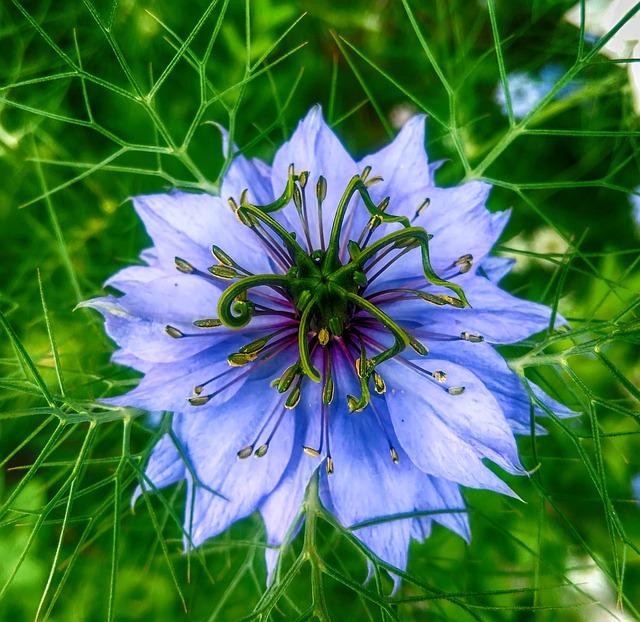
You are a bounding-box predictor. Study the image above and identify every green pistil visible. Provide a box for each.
[213,166,469,411]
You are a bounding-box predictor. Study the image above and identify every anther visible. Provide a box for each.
[298,171,309,188]
[347,394,365,413]
[188,395,211,406]
[228,197,239,211]
[174,257,195,274]
[211,245,236,266]
[413,197,430,221]
[460,331,484,343]
[165,325,184,339]
[326,456,334,475]
[323,366,334,405]
[328,316,344,337]
[377,197,390,213]
[316,176,327,202]
[409,336,429,356]
[239,189,248,206]
[228,352,259,367]
[285,382,302,409]
[448,386,466,396]
[277,363,299,393]
[293,184,303,212]
[373,371,386,394]
[303,446,321,458]
[455,254,473,266]
[193,385,204,395]
[237,446,253,459]
[390,447,399,464]
[360,165,372,182]
[318,328,330,346]
[365,176,383,188]
[254,444,269,458]
[208,265,242,279]
[193,318,223,328]
[239,335,271,355]
[433,371,447,383]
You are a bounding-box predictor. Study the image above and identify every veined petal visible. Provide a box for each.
[381,358,523,492]
[270,105,361,251]
[382,274,562,344]
[180,377,296,547]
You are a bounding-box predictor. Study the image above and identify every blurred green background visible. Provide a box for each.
[1,0,639,620]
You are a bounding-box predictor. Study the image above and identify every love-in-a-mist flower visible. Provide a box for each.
[85,106,569,586]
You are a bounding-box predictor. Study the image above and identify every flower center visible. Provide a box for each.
[171,166,480,469]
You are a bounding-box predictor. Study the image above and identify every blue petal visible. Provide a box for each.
[381,358,523,493]
[133,433,186,506]
[422,340,575,435]
[103,338,256,413]
[132,191,273,275]
[270,105,361,253]
[383,275,562,344]
[217,125,274,207]
[479,256,515,283]
[179,377,297,547]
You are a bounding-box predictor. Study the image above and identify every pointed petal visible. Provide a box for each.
[270,105,360,251]
[133,433,186,505]
[383,275,562,344]
[381,358,523,492]
[179,377,296,547]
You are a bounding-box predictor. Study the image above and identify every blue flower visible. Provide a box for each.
[84,106,570,586]
[495,65,578,120]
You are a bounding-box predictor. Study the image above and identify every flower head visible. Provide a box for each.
[85,106,569,585]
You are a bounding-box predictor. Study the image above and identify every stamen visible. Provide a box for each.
[175,257,195,273]
[316,175,327,251]
[277,362,300,393]
[326,455,334,475]
[193,318,223,328]
[208,265,243,280]
[292,181,313,253]
[188,395,210,406]
[454,253,474,274]
[285,380,302,409]
[411,197,430,223]
[228,352,259,367]
[165,325,184,339]
[460,331,484,342]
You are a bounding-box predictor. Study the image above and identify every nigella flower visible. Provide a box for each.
[84,106,570,586]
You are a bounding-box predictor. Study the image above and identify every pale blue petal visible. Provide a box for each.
[383,275,562,344]
[270,105,361,252]
[479,256,515,283]
[133,433,186,505]
[180,378,296,547]
[381,358,523,493]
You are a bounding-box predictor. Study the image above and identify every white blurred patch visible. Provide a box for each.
[565,0,640,113]
[388,103,419,129]
[502,227,570,272]
[565,555,635,621]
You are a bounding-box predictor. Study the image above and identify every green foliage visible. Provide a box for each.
[1,0,639,619]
